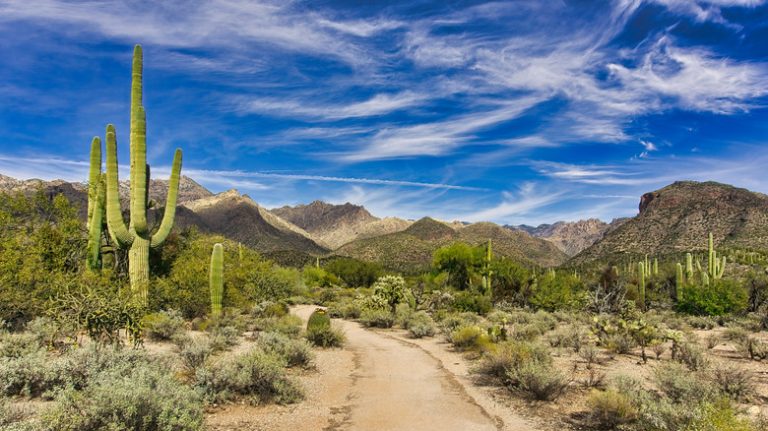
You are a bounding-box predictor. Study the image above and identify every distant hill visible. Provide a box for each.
[176,190,327,255]
[335,217,568,272]
[572,181,768,263]
[271,200,411,249]
[512,219,612,256]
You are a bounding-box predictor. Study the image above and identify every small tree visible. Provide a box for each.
[433,243,482,290]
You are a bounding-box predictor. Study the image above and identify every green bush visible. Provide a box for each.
[449,325,491,352]
[654,362,716,404]
[508,360,568,401]
[256,332,314,368]
[252,301,289,318]
[712,366,755,402]
[587,389,639,430]
[327,299,362,319]
[683,399,758,431]
[142,310,185,341]
[255,314,303,337]
[473,341,551,384]
[42,362,203,431]
[178,337,213,371]
[450,291,492,315]
[406,311,437,338]
[194,349,303,405]
[305,325,345,348]
[359,308,395,328]
[678,280,749,316]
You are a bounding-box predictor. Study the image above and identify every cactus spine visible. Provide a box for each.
[210,243,224,317]
[86,137,106,271]
[105,45,183,303]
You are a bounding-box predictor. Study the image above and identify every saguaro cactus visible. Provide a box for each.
[86,137,106,271]
[105,45,183,302]
[675,263,684,302]
[637,261,646,310]
[481,239,493,296]
[210,243,224,318]
[707,232,726,280]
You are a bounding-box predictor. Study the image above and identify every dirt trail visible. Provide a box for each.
[206,306,538,431]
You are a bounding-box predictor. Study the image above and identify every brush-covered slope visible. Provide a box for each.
[513,219,611,256]
[177,190,327,255]
[335,217,568,272]
[271,200,411,249]
[572,181,768,263]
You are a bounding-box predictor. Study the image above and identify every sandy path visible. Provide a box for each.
[206,306,538,431]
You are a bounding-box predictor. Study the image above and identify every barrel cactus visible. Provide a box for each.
[307,309,331,332]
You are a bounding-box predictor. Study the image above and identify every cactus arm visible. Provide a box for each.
[130,105,149,236]
[210,243,224,317]
[150,148,182,248]
[104,124,134,247]
[676,263,684,301]
[86,174,105,271]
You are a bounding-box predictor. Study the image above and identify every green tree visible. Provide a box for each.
[432,242,483,290]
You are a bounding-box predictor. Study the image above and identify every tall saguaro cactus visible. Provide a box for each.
[86,137,105,271]
[481,239,493,297]
[210,243,224,318]
[707,232,726,280]
[105,45,183,303]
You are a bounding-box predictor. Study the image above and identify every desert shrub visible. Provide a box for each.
[407,311,437,338]
[208,324,240,352]
[473,341,551,384]
[305,325,345,348]
[736,336,768,360]
[179,338,213,371]
[252,301,289,318]
[439,312,483,334]
[509,321,550,342]
[678,280,749,316]
[324,257,382,288]
[654,362,717,404]
[579,344,601,369]
[723,326,749,343]
[705,334,719,349]
[675,342,709,371]
[26,317,63,349]
[394,303,415,328]
[587,389,639,430]
[43,362,203,431]
[0,398,34,429]
[0,348,50,397]
[450,291,492,315]
[256,332,314,368]
[359,308,395,328]
[508,361,568,401]
[686,315,717,330]
[604,332,636,354]
[683,399,758,431]
[450,325,491,352]
[712,366,755,402]
[143,310,185,342]
[327,299,362,319]
[254,314,303,337]
[0,332,41,358]
[194,349,303,405]
[529,272,586,311]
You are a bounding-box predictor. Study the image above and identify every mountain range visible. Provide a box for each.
[2,173,767,269]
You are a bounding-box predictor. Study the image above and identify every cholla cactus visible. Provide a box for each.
[210,243,224,317]
[104,45,183,303]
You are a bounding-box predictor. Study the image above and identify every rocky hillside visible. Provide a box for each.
[513,219,611,256]
[176,190,327,254]
[335,217,568,272]
[271,200,411,249]
[572,181,768,263]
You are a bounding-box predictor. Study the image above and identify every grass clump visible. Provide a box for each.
[508,361,569,401]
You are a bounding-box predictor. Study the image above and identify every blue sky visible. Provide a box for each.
[1,0,767,225]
